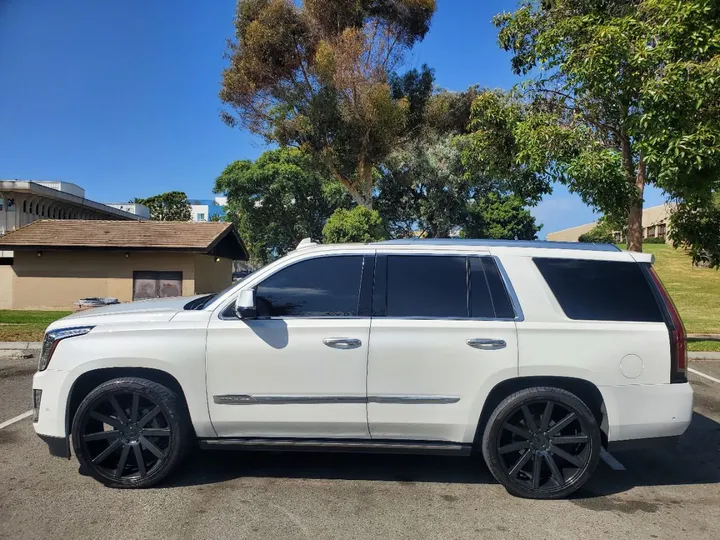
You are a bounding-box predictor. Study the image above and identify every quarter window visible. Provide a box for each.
[534,258,663,322]
[255,256,364,317]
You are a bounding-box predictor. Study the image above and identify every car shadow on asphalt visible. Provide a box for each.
[162,412,719,498]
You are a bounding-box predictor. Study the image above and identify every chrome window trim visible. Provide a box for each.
[213,394,460,405]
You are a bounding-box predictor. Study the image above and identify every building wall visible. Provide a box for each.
[9,251,198,310]
[194,254,232,294]
[545,222,597,242]
[546,204,676,243]
[0,265,13,309]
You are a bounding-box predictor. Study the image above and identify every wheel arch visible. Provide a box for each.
[473,376,607,448]
[66,367,195,438]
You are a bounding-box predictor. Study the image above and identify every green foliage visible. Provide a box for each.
[643,236,666,244]
[221,0,437,207]
[484,0,720,256]
[578,217,617,244]
[377,134,470,238]
[214,148,351,264]
[133,191,191,221]
[322,206,387,243]
[670,192,720,267]
[462,193,541,240]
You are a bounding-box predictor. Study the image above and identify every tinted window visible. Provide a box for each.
[469,258,494,318]
[481,258,515,319]
[534,258,663,322]
[386,256,468,318]
[256,256,363,317]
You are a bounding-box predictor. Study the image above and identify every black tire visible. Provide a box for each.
[71,377,192,488]
[481,387,601,499]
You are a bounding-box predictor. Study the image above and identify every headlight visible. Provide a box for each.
[38,326,94,371]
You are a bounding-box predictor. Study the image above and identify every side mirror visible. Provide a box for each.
[234,289,256,319]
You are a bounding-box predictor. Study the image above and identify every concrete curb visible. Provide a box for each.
[0,342,42,350]
[689,351,720,361]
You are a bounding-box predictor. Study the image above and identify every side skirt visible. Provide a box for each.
[198,438,472,456]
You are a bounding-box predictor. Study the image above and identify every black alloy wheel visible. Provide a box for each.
[482,387,601,499]
[72,378,190,488]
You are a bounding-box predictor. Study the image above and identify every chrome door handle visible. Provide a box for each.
[323,338,362,350]
[466,338,507,350]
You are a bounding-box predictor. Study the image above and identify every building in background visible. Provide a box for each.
[0,220,247,310]
[190,196,227,222]
[546,203,676,244]
[0,180,147,236]
[105,202,151,219]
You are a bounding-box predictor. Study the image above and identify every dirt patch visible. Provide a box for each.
[0,366,37,380]
[571,496,660,514]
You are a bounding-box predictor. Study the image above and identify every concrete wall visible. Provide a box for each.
[0,265,13,309]
[194,254,232,294]
[9,251,197,310]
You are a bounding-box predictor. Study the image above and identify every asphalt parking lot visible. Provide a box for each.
[1,353,719,540]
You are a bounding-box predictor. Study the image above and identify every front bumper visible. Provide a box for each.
[600,382,694,443]
[32,368,72,458]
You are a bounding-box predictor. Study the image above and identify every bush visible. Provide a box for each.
[643,236,666,244]
[322,207,387,243]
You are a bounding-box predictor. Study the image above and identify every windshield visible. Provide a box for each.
[183,271,256,310]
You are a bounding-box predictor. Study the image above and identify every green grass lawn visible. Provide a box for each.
[0,310,71,342]
[617,243,720,335]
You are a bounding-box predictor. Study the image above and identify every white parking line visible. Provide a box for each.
[600,448,626,471]
[0,410,33,430]
[689,367,720,385]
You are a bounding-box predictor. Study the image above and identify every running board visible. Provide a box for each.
[199,438,472,456]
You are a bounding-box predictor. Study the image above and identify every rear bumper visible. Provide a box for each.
[600,382,693,443]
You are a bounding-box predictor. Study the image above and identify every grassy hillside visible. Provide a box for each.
[618,244,720,351]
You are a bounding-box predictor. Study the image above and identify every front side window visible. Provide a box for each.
[255,256,364,317]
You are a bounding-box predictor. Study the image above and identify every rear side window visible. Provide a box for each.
[386,256,467,317]
[255,256,363,317]
[534,258,663,322]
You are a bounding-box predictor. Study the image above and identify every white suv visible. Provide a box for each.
[32,239,693,498]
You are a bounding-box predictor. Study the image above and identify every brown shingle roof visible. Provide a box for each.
[0,220,247,259]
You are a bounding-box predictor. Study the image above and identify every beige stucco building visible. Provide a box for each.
[0,220,247,310]
[546,203,676,243]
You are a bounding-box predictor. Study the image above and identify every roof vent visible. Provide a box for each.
[296,238,317,250]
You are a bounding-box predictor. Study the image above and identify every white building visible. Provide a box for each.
[190,197,227,222]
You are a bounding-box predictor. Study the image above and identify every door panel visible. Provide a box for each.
[205,253,374,439]
[206,318,370,438]
[366,253,519,443]
[367,319,518,442]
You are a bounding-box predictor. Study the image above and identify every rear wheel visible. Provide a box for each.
[71,377,191,488]
[481,387,601,499]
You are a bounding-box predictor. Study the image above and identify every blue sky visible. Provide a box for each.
[0,0,665,236]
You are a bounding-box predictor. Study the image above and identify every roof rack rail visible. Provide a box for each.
[372,238,621,252]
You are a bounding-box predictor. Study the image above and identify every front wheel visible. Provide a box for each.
[481,387,601,499]
[71,377,191,488]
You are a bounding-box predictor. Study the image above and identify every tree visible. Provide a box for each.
[377,134,470,238]
[578,217,617,244]
[463,193,541,240]
[220,0,437,208]
[133,191,191,221]
[215,148,351,264]
[485,0,720,254]
[322,206,387,243]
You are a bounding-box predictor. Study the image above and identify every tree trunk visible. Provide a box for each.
[327,163,373,209]
[621,137,644,252]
